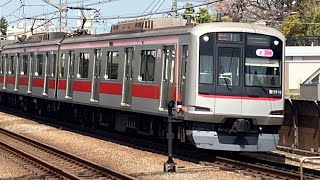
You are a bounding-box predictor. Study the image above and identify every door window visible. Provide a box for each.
[217,47,240,86]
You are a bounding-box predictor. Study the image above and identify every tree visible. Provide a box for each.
[280,14,304,37]
[0,17,8,35]
[195,8,214,23]
[182,3,195,22]
[213,0,298,27]
[307,7,320,36]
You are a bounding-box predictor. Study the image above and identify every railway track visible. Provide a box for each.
[0,127,136,180]
[1,107,320,180]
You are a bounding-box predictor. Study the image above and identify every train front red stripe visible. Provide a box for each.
[199,94,281,101]
[0,76,3,83]
[100,82,122,95]
[73,80,91,92]
[132,84,160,99]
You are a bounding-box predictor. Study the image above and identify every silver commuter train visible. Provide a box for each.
[0,18,285,152]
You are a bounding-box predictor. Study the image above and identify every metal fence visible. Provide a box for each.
[286,36,320,46]
[279,98,320,152]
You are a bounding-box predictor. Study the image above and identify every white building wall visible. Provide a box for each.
[285,46,320,91]
[286,61,320,90]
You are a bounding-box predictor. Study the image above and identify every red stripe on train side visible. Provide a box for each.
[19,76,28,86]
[7,76,15,84]
[199,94,282,101]
[49,79,55,89]
[32,78,44,87]
[100,82,122,95]
[73,80,91,92]
[58,79,66,90]
[0,76,3,83]
[132,84,160,99]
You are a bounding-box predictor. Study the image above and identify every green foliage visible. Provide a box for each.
[0,17,8,35]
[280,14,304,37]
[182,3,195,22]
[307,8,320,36]
[195,8,214,23]
[221,16,232,22]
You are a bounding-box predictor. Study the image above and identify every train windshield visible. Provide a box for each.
[245,34,282,87]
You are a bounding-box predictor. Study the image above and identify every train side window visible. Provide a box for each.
[0,55,3,74]
[16,54,21,74]
[21,55,28,76]
[94,49,101,78]
[60,53,65,78]
[35,54,43,76]
[78,52,89,79]
[106,51,119,80]
[139,50,155,82]
[50,53,56,77]
[9,55,14,75]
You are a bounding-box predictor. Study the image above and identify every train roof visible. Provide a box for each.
[2,22,285,50]
[190,22,285,41]
[2,25,193,50]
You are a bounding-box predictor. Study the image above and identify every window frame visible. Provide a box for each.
[139,49,156,82]
[78,52,90,79]
[105,51,119,80]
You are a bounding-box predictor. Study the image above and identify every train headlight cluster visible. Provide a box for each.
[274,40,279,46]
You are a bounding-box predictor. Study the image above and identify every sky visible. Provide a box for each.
[0,0,205,33]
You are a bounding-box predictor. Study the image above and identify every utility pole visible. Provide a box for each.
[171,0,178,18]
[42,0,67,32]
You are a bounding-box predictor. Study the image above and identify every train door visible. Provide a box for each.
[65,50,75,99]
[90,49,101,102]
[160,45,175,110]
[214,44,242,115]
[121,47,134,106]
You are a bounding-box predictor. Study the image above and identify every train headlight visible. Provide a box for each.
[274,40,279,46]
[203,35,209,42]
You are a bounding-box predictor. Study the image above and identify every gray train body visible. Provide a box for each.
[0,22,285,151]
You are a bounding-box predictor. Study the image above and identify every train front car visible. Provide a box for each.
[184,23,285,152]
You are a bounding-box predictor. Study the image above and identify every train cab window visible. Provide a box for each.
[245,34,282,87]
[35,54,43,76]
[78,52,89,79]
[60,53,65,78]
[106,51,119,80]
[140,50,156,82]
[199,34,214,84]
[21,55,28,76]
[217,47,240,86]
[8,55,15,75]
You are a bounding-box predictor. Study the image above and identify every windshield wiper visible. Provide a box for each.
[220,66,231,90]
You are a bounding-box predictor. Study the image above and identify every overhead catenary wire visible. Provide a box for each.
[84,0,119,7]
[140,0,157,15]
[67,0,224,20]
[147,0,166,18]
[0,0,13,7]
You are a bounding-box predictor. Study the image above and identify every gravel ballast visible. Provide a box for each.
[0,112,255,179]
